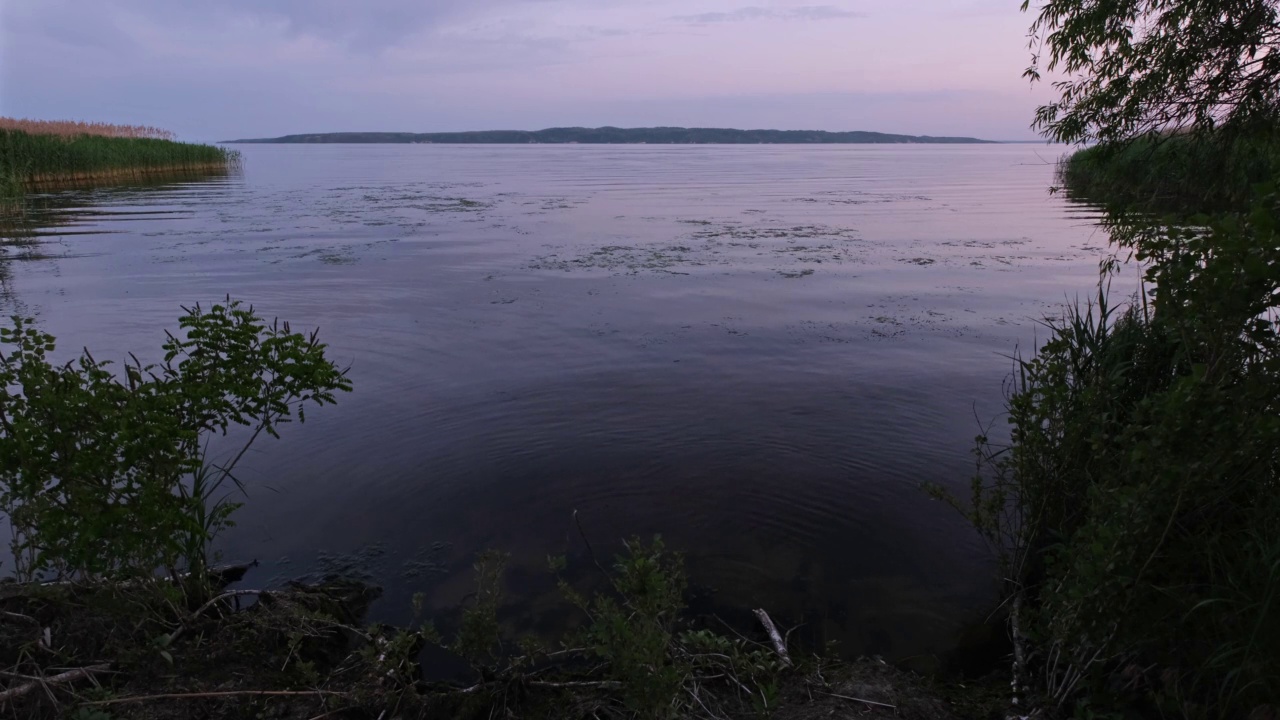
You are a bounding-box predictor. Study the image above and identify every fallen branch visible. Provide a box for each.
[752,609,793,667]
[83,689,346,706]
[0,664,111,705]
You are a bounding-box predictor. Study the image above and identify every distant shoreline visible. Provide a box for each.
[224,126,996,145]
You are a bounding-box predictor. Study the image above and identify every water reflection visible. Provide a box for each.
[1,145,1106,666]
[0,170,240,311]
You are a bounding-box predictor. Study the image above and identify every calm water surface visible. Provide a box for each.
[3,144,1107,665]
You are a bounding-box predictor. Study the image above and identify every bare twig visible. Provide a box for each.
[306,708,354,720]
[83,689,345,706]
[192,589,269,618]
[166,589,270,644]
[817,690,897,709]
[686,683,726,720]
[455,679,622,695]
[751,609,793,667]
[572,509,609,578]
[710,615,773,655]
[1,611,38,625]
[0,664,111,705]
[531,680,621,689]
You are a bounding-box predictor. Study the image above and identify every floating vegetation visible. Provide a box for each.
[788,190,934,206]
[285,246,359,265]
[520,196,588,212]
[530,244,701,274]
[362,192,490,213]
[939,238,1030,249]
[527,221,863,277]
[687,222,859,243]
[318,251,357,265]
[777,268,815,279]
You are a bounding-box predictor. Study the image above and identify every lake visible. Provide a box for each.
[2,144,1106,668]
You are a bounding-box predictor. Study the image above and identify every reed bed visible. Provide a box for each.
[1,127,238,195]
[0,117,175,140]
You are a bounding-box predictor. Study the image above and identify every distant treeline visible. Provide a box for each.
[226,126,994,145]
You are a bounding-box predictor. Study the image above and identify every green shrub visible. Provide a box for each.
[562,538,690,718]
[426,538,789,719]
[1059,131,1280,215]
[0,299,351,586]
[951,196,1280,718]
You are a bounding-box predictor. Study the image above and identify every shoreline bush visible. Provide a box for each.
[1059,131,1280,215]
[0,299,351,589]
[953,131,1280,720]
[936,1,1280,716]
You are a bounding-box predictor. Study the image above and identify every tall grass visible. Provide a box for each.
[0,117,176,140]
[1,128,237,192]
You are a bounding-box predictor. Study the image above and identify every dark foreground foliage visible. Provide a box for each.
[958,2,1280,716]
[0,541,997,720]
[942,192,1280,718]
[0,305,1003,719]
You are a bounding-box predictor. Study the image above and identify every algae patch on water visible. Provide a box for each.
[529,244,702,274]
[528,221,864,277]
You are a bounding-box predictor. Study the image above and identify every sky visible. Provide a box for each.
[0,0,1060,142]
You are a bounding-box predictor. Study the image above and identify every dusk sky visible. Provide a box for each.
[0,0,1059,142]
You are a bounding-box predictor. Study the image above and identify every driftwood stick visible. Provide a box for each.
[752,609,793,667]
[0,664,111,705]
[83,689,345,706]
